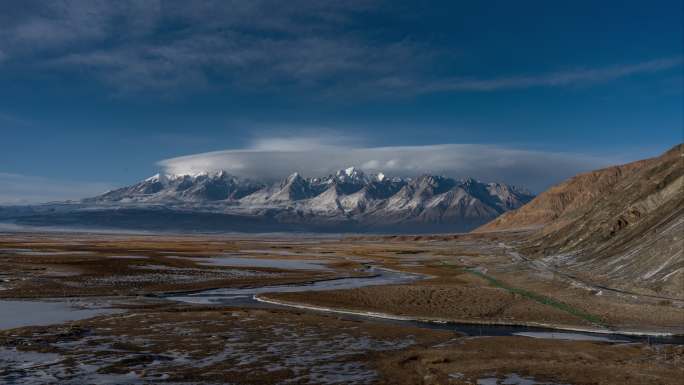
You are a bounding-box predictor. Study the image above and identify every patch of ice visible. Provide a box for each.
[0,249,91,256]
[169,255,331,271]
[513,332,628,342]
[171,267,421,305]
[0,300,120,330]
[478,373,565,385]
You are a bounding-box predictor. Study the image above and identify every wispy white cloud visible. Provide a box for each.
[1,1,406,94]
[378,57,684,93]
[1,1,678,96]
[158,135,618,192]
[249,133,362,151]
[0,173,114,205]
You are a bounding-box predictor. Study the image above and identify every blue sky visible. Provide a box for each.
[0,0,682,203]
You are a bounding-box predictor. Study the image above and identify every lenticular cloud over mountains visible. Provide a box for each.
[158,141,614,192]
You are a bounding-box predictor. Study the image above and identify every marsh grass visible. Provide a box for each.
[439,261,605,327]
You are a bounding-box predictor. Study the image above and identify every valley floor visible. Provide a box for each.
[0,231,682,384]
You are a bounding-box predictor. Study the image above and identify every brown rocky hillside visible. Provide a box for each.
[477,144,684,297]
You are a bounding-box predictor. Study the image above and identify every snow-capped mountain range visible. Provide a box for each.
[59,167,534,233]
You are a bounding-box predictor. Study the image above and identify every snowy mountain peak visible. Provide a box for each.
[279,172,306,190]
[285,172,302,182]
[460,177,478,184]
[334,166,367,183]
[197,170,230,179]
[165,170,228,180]
[145,173,162,182]
[145,173,173,184]
[377,172,386,182]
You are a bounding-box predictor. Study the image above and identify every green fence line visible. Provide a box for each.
[466,268,605,326]
[439,262,604,326]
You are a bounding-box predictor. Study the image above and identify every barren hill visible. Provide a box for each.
[477,144,684,297]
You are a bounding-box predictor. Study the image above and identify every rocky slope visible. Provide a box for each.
[478,144,684,297]
[6,168,533,233]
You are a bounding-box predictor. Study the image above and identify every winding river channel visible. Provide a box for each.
[1,266,681,344]
[162,267,684,345]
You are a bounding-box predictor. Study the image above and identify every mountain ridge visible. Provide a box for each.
[4,167,534,233]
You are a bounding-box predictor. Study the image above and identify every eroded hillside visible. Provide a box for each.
[478,144,684,297]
